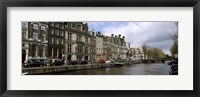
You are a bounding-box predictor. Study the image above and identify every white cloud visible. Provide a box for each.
[102,22,178,55]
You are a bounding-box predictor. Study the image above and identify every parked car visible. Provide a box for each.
[67,61,78,65]
[40,58,47,66]
[80,60,88,64]
[23,57,47,67]
[98,59,105,63]
[24,59,40,67]
[51,59,64,66]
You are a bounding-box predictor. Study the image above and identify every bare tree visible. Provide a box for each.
[142,44,148,60]
[169,22,178,57]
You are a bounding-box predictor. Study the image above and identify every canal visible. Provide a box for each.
[47,63,171,75]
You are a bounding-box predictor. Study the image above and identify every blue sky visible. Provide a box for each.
[87,22,128,33]
[86,22,178,55]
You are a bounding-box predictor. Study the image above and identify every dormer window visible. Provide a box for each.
[77,25,82,31]
[72,23,76,28]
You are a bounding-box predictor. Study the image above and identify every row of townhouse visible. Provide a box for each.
[22,22,128,64]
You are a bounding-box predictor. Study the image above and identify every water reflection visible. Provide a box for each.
[48,63,171,75]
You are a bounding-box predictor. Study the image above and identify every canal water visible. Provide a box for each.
[48,63,171,75]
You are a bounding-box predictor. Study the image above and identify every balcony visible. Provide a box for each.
[76,40,84,44]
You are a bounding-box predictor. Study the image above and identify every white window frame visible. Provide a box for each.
[51,29,54,35]
[41,26,46,31]
[41,34,45,41]
[55,23,59,28]
[22,30,27,39]
[56,29,59,36]
[68,33,72,41]
[22,22,28,28]
[51,37,54,44]
[57,38,59,45]
[33,32,38,40]
[33,23,38,30]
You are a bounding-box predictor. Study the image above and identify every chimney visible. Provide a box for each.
[118,34,121,38]
[115,35,117,38]
[111,34,114,37]
[122,36,125,39]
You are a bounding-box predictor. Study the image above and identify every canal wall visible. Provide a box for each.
[22,61,163,75]
[22,64,114,75]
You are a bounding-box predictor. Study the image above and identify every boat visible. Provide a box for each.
[102,63,111,68]
[114,61,124,66]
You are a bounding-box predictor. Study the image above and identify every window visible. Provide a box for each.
[65,22,68,27]
[67,44,72,53]
[33,32,38,40]
[50,28,54,35]
[68,33,72,41]
[60,31,64,37]
[55,38,57,45]
[55,23,59,28]
[77,25,81,30]
[49,37,52,44]
[50,22,54,27]
[72,23,76,28]
[85,37,88,44]
[40,45,44,57]
[22,22,28,28]
[51,37,54,44]
[78,45,83,53]
[55,29,59,36]
[33,23,38,30]
[75,46,77,52]
[85,47,88,53]
[40,33,45,41]
[60,39,63,45]
[60,24,64,29]
[22,30,26,39]
[57,38,59,45]
[41,26,46,31]
[33,44,37,57]
[77,35,82,42]
[55,38,59,45]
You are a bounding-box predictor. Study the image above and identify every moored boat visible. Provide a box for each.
[114,61,124,66]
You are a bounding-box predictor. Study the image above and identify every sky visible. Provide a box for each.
[86,22,178,55]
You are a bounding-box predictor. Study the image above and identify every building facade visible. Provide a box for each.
[22,22,49,64]
[64,22,91,61]
[129,46,147,61]
[102,36,112,60]
[22,22,129,64]
[89,29,96,62]
[95,32,104,61]
[106,34,127,60]
[48,22,65,59]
